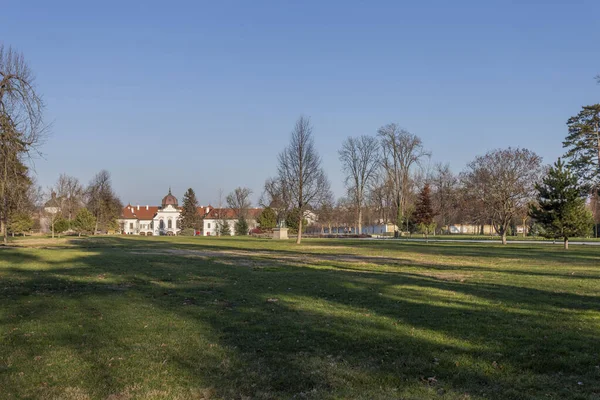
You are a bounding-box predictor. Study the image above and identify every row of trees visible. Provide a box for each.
[44,170,122,237]
[262,105,598,246]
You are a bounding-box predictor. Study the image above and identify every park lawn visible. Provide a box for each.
[0,237,599,400]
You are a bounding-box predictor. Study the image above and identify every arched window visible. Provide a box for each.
[168,219,172,229]
[159,220,164,230]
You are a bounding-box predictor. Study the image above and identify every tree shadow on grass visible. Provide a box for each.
[1,239,599,399]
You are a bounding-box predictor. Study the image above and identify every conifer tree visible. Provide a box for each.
[529,159,594,250]
[73,208,97,237]
[180,188,200,230]
[563,104,600,194]
[53,217,70,238]
[414,183,437,239]
[218,219,231,236]
[258,207,277,231]
[235,217,249,235]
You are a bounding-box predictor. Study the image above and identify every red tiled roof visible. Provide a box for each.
[120,205,159,220]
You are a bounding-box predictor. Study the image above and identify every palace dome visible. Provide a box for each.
[162,188,178,207]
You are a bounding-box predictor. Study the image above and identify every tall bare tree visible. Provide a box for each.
[461,148,543,244]
[378,124,430,231]
[54,174,84,220]
[338,135,380,234]
[0,45,45,244]
[86,170,122,233]
[277,116,329,244]
[430,163,459,233]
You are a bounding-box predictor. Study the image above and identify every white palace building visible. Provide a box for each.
[118,189,260,236]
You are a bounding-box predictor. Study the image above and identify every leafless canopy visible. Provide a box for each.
[460,147,542,244]
[377,123,430,227]
[54,174,84,220]
[338,135,380,233]
[86,170,122,233]
[277,116,329,243]
[0,44,45,243]
[430,163,460,229]
[226,187,253,219]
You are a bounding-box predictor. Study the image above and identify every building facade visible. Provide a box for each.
[118,189,261,236]
[119,189,191,236]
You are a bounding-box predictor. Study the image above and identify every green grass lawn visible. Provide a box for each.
[1,236,599,399]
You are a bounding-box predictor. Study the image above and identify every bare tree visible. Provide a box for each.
[226,187,253,219]
[430,163,459,233]
[314,183,335,234]
[277,116,329,244]
[339,135,380,234]
[369,172,396,225]
[0,45,45,244]
[86,170,122,234]
[461,148,543,244]
[377,124,430,231]
[55,174,84,220]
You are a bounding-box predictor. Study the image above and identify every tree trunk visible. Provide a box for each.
[564,237,569,250]
[358,208,362,236]
[1,220,6,245]
[296,216,302,244]
[501,233,507,245]
[51,221,55,239]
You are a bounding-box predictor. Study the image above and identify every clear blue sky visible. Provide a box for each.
[2,0,599,206]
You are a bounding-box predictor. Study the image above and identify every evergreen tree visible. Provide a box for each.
[235,217,249,235]
[73,208,97,237]
[257,207,277,231]
[53,218,70,238]
[529,159,594,250]
[180,188,200,230]
[563,104,600,193]
[413,183,437,238]
[285,208,307,234]
[7,212,33,237]
[218,219,231,236]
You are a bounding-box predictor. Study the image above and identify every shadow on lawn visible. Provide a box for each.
[1,239,599,399]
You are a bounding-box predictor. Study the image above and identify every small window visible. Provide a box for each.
[168,219,172,229]
[208,223,211,229]
[129,223,133,229]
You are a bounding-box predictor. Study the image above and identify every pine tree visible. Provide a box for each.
[563,104,600,194]
[285,208,307,234]
[7,212,33,237]
[235,217,249,235]
[179,188,200,230]
[413,183,437,238]
[73,208,97,237]
[218,219,231,236]
[53,218,70,237]
[529,159,594,250]
[257,207,277,231]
